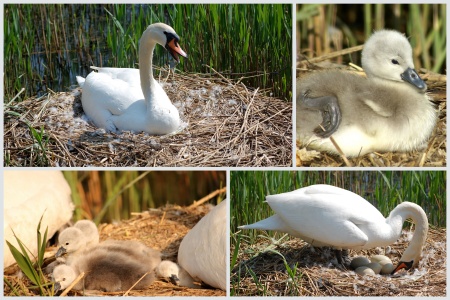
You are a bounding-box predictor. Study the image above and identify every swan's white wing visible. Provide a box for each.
[266,185,386,248]
[82,70,144,114]
[95,67,141,88]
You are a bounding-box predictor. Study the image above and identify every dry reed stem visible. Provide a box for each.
[60,272,85,296]
[4,69,292,167]
[188,187,227,208]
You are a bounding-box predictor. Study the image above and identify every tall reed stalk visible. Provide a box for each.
[4,4,291,101]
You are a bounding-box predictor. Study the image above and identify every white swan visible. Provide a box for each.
[76,22,187,134]
[156,260,200,288]
[297,30,437,156]
[239,185,428,273]
[178,200,227,290]
[4,171,74,269]
[52,247,156,292]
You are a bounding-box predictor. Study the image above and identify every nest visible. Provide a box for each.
[296,60,447,167]
[231,226,446,296]
[4,69,292,167]
[3,203,226,296]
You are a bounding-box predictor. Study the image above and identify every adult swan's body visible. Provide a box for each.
[239,184,428,273]
[76,23,187,134]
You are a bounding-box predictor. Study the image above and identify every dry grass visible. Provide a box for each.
[4,68,292,167]
[296,61,447,167]
[232,226,446,296]
[4,203,226,296]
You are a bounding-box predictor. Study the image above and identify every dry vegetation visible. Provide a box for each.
[232,226,446,296]
[4,69,292,167]
[4,203,226,297]
[296,61,447,167]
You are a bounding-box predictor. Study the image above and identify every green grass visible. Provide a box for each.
[4,4,291,101]
[231,171,446,246]
[5,215,54,296]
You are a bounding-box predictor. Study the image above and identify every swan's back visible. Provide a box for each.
[178,201,227,290]
[260,185,389,248]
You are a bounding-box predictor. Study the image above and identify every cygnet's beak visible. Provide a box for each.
[55,246,67,258]
[391,260,414,274]
[54,281,62,292]
[165,33,187,62]
[169,274,181,286]
[400,67,427,92]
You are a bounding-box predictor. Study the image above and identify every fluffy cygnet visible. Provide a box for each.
[74,220,99,249]
[156,260,200,288]
[55,227,88,261]
[46,221,99,274]
[53,247,156,292]
[99,240,162,270]
[297,29,437,157]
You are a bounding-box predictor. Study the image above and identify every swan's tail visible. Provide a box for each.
[76,76,85,88]
[238,214,287,232]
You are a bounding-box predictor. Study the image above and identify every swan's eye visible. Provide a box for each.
[65,242,69,246]
[391,59,399,65]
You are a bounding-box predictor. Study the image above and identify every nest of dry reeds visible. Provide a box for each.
[4,69,292,167]
[232,226,446,296]
[296,58,447,167]
[4,203,226,297]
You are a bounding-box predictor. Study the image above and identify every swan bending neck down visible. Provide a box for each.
[76,23,187,134]
[239,185,428,273]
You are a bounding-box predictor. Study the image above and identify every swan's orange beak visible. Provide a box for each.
[391,260,413,274]
[167,39,187,62]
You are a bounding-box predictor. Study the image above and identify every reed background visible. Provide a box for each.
[297,3,446,73]
[4,4,292,101]
[231,171,446,246]
[62,170,226,224]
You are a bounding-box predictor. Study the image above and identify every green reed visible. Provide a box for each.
[4,4,291,101]
[231,171,446,246]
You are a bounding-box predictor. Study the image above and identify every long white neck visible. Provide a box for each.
[139,29,157,105]
[386,202,428,268]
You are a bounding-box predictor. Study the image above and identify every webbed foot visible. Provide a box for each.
[299,90,341,138]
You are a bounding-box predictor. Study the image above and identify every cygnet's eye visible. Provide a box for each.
[65,242,69,246]
[391,59,399,65]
